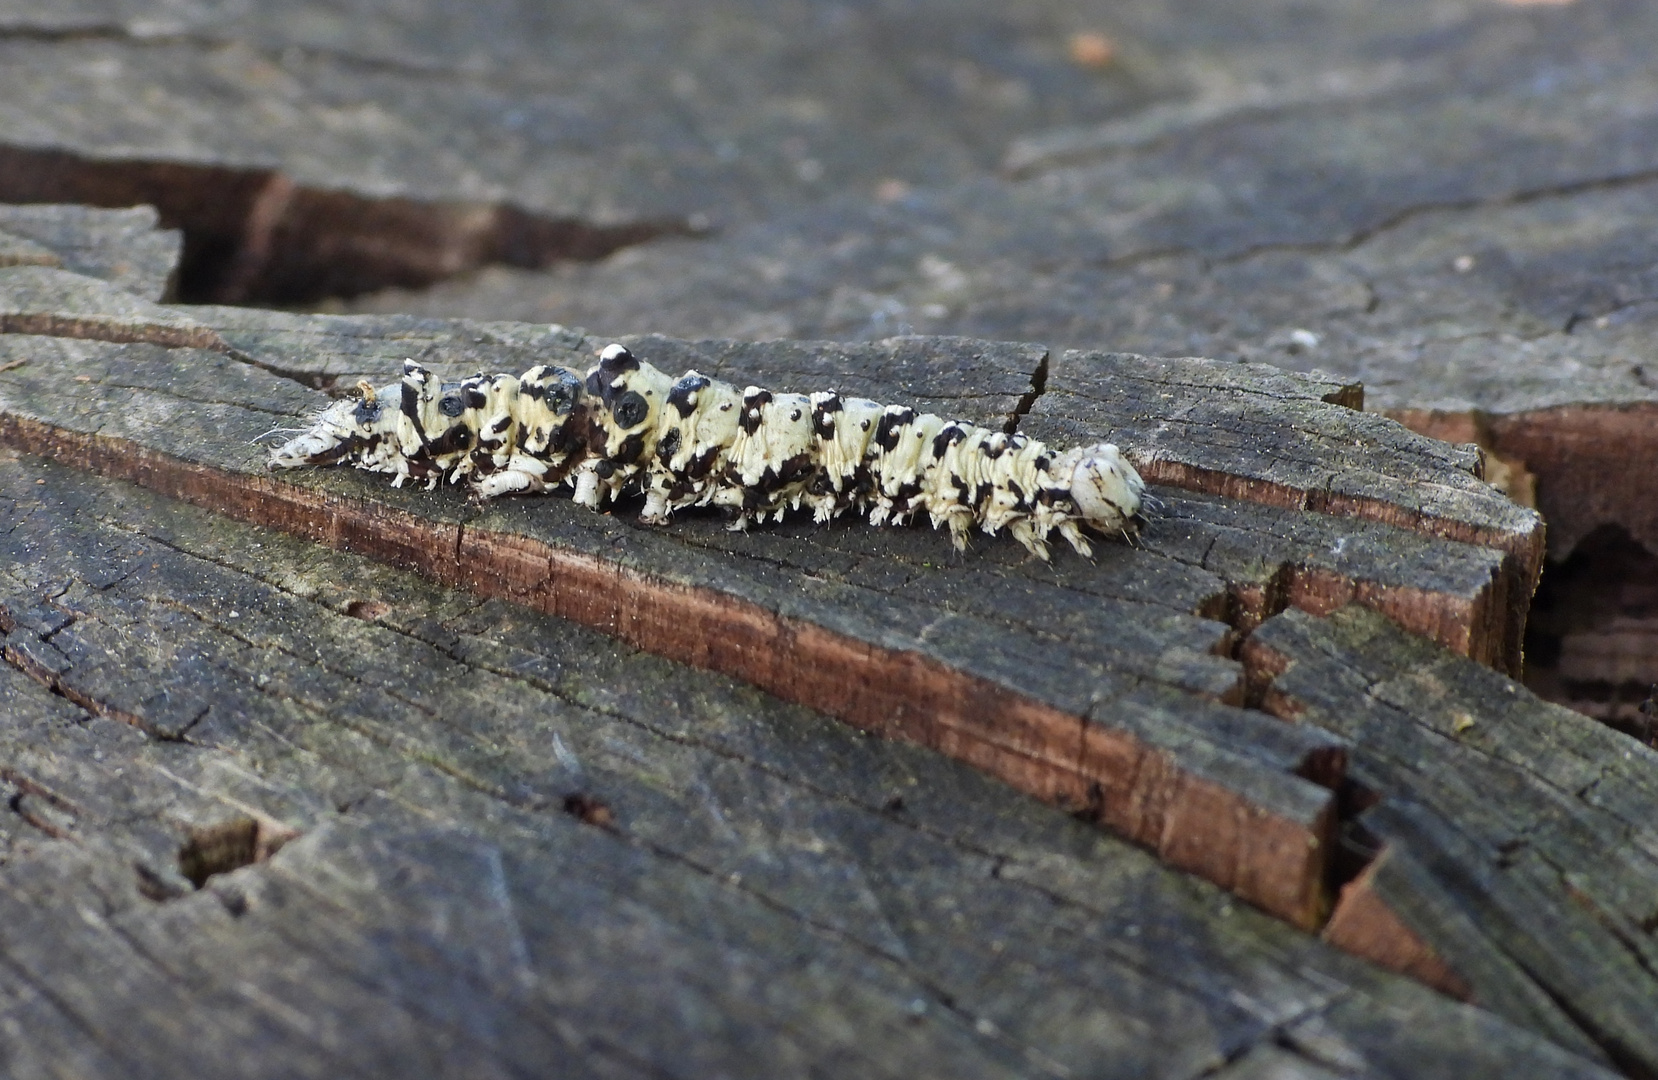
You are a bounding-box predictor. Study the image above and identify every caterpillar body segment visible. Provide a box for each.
[469,364,588,498]
[718,386,819,526]
[805,391,886,523]
[644,371,744,524]
[269,343,1146,559]
[574,343,678,511]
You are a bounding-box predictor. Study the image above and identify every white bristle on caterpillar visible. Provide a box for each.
[268,343,1145,560]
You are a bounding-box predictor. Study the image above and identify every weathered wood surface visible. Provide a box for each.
[0,213,1650,1076]
[1244,607,1658,1073]
[3,0,1652,717]
[0,455,1608,1080]
[15,284,1543,676]
[0,0,1170,302]
[1,0,1551,308]
[3,0,1658,1071]
[271,0,1658,722]
[0,203,180,302]
[0,254,1548,920]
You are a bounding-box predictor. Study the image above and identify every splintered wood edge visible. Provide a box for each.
[1037,351,1540,611]
[0,311,229,353]
[1228,564,1503,673]
[1132,457,1538,677]
[1130,457,1538,565]
[1393,401,1658,557]
[0,413,1335,930]
[1241,630,1478,998]
[1321,847,1474,1001]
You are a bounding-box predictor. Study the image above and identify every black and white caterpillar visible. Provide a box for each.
[268,344,1145,560]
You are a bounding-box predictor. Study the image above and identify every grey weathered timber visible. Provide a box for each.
[1,0,1656,1069]
[0,256,1539,924]
[0,453,1612,1080]
[345,0,1658,427]
[0,203,180,301]
[3,244,1652,1074]
[0,228,56,270]
[307,0,1658,723]
[0,264,224,348]
[1022,350,1539,674]
[25,282,1544,677]
[1244,606,1658,1077]
[4,0,1653,715]
[0,0,1166,301]
[0,309,1342,929]
[2,0,1620,316]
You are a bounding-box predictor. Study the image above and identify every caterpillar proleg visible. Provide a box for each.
[268,344,1146,560]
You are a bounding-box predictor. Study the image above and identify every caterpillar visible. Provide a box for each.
[267,344,1146,560]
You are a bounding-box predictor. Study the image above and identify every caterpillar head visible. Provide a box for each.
[268,375,403,471]
[1059,443,1146,537]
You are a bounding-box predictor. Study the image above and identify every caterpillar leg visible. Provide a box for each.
[572,468,604,509]
[639,486,674,525]
[1007,520,1051,562]
[1057,520,1094,560]
[472,467,548,500]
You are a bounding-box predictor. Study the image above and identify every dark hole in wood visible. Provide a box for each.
[1332,816,1384,893]
[1294,744,1348,792]
[561,793,614,829]
[134,864,185,903]
[1524,524,1658,738]
[344,598,393,621]
[1326,779,1386,898]
[177,817,295,889]
[1070,780,1105,825]
[0,144,681,305]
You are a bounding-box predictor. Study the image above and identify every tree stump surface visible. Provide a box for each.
[3,1,1658,1076]
[0,207,1645,1079]
[3,0,1653,718]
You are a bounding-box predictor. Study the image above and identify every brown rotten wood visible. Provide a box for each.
[1398,403,1658,727]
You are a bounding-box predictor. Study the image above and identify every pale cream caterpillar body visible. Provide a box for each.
[269,343,1146,561]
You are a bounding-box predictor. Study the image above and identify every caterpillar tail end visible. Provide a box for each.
[267,421,354,470]
[267,385,399,472]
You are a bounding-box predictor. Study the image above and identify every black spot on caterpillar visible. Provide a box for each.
[269,343,1146,560]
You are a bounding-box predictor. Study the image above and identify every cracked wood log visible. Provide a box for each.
[0,0,1183,303]
[0,214,1647,1076]
[6,0,1653,726]
[0,456,1610,1080]
[0,254,1541,930]
[0,0,1651,1070]
[288,0,1657,728]
[1242,606,1658,1076]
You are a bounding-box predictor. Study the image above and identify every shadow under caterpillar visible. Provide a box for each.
[269,343,1145,560]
